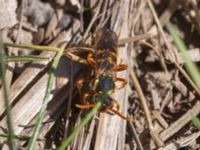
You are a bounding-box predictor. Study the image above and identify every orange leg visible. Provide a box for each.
[76,104,96,109]
[62,47,94,64]
[76,78,97,105]
[76,78,90,96]
[87,53,96,68]
[117,64,128,72]
[111,97,120,111]
[109,108,131,122]
[81,91,95,103]
[116,77,128,89]
[66,47,94,53]
[99,104,113,112]
[63,51,88,64]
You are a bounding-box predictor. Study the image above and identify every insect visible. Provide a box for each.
[4,28,130,121]
[75,28,130,121]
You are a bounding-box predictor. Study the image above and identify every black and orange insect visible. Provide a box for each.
[75,28,130,121]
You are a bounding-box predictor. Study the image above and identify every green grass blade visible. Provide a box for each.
[4,42,60,52]
[58,102,101,150]
[0,40,16,149]
[4,43,90,65]
[165,22,200,90]
[6,55,50,62]
[0,133,31,141]
[27,46,65,150]
[192,115,200,130]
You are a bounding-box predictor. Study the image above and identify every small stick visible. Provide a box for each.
[157,131,200,150]
[128,122,144,150]
[146,0,175,60]
[150,100,200,149]
[130,70,153,130]
[83,0,103,39]
[119,33,156,45]
[160,100,200,141]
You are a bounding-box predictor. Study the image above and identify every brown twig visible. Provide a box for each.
[150,101,200,149]
[119,33,155,45]
[130,70,153,130]
[147,0,200,96]
[128,122,144,150]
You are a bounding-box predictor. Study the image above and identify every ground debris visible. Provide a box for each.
[1,0,200,150]
[0,0,17,29]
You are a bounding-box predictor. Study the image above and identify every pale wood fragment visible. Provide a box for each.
[94,0,130,149]
[158,131,200,150]
[0,74,51,135]
[0,31,71,115]
[150,101,200,149]
[160,101,200,141]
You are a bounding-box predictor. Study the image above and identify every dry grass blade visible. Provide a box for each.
[128,122,144,150]
[119,33,155,45]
